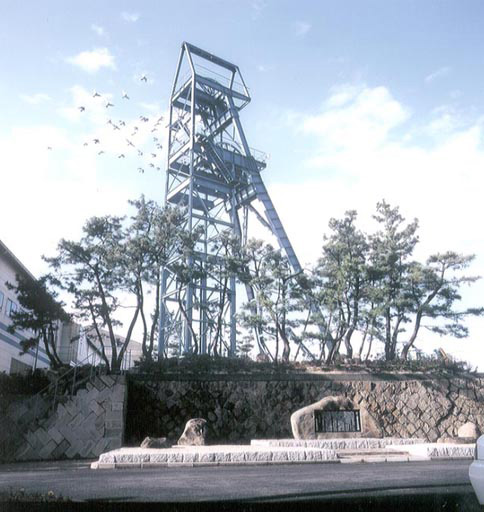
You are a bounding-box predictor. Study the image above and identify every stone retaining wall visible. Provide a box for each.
[0,374,127,462]
[126,374,484,444]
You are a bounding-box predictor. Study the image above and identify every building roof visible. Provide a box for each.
[0,239,36,281]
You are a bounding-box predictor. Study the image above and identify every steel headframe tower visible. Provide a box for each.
[159,42,301,358]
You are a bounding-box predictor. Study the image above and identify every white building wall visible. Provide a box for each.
[0,241,78,374]
[0,254,51,374]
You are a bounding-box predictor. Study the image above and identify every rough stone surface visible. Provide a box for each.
[1,375,127,462]
[252,438,425,450]
[291,396,382,440]
[140,436,169,449]
[437,436,475,444]
[458,421,479,439]
[390,442,475,459]
[178,418,208,446]
[91,445,339,468]
[126,375,484,444]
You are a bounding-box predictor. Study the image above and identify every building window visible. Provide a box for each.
[0,290,4,312]
[6,298,18,317]
[10,357,32,375]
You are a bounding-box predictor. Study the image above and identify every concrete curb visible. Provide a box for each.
[251,437,426,450]
[91,438,475,469]
[387,442,475,459]
[91,445,339,469]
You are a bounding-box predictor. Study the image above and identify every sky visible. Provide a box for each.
[2,0,484,367]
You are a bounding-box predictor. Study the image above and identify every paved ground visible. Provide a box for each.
[0,458,480,510]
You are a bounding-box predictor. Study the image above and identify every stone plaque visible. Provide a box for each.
[314,409,361,434]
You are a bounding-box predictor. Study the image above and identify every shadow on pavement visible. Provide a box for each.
[2,492,481,512]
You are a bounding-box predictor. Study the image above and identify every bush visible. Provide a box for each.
[0,370,50,395]
[130,351,475,377]
[132,354,308,375]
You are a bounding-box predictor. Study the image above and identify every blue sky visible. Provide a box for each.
[2,1,484,366]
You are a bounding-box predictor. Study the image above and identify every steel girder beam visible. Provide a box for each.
[158,42,302,359]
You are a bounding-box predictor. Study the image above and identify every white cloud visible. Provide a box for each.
[19,93,51,104]
[58,85,114,124]
[425,66,451,83]
[91,24,106,37]
[138,102,161,114]
[424,105,458,136]
[121,11,139,22]
[271,83,484,365]
[301,84,409,157]
[58,84,169,170]
[257,64,275,73]
[294,21,311,37]
[66,48,116,73]
[251,0,267,18]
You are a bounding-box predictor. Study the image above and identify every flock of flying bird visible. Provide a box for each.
[48,74,164,174]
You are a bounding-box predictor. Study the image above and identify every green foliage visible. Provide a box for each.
[304,201,483,363]
[132,353,307,375]
[45,214,130,371]
[5,274,70,369]
[308,210,368,363]
[2,487,71,503]
[0,370,50,395]
[238,239,306,363]
[127,197,186,360]
[45,197,188,371]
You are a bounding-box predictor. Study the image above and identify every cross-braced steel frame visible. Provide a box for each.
[158,42,301,357]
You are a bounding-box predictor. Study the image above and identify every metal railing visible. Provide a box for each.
[30,352,104,425]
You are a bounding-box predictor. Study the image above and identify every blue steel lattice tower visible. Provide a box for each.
[159,42,301,357]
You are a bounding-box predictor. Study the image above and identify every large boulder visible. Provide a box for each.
[458,422,479,440]
[177,418,208,446]
[140,436,169,449]
[291,396,382,440]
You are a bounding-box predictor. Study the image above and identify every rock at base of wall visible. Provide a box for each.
[177,418,208,446]
[291,396,382,440]
[140,437,169,448]
[458,422,479,440]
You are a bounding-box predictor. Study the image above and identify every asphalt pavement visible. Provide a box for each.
[0,458,480,511]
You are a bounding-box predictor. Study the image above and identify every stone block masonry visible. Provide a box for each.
[0,375,127,462]
[126,374,484,444]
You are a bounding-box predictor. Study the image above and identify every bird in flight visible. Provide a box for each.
[83,142,88,146]
[137,150,143,156]
[138,167,145,173]
[93,91,101,98]
[47,146,52,151]
[151,153,157,158]
[149,163,155,168]
[119,120,126,126]
[140,116,149,122]
[93,138,100,144]
[105,101,114,108]
[122,91,129,100]
[78,106,85,112]
[98,150,105,155]
[126,139,134,147]
[140,74,148,82]
[118,154,125,159]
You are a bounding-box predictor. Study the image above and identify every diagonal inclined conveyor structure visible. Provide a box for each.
[159,42,301,357]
